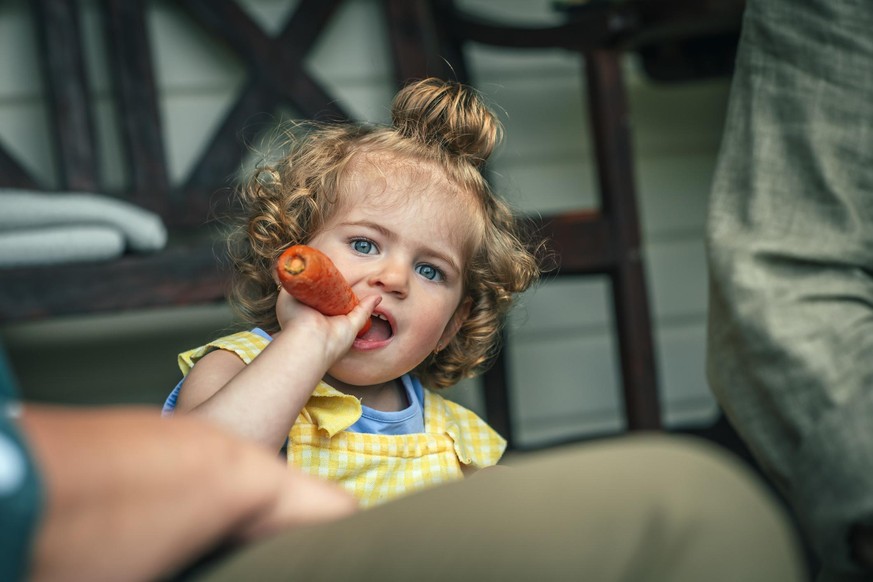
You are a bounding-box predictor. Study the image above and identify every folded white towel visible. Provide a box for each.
[0,190,167,268]
[0,226,124,268]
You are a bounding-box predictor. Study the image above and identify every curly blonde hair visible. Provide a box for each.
[227,78,541,389]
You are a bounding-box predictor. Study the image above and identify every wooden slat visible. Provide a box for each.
[280,0,345,57]
[451,0,742,53]
[449,9,620,52]
[274,2,350,119]
[611,256,662,429]
[180,0,278,69]
[481,332,513,446]
[0,246,229,322]
[276,70,349,122]
[180,78,275,196]
[428,0,469,80]
[585,51,661,430]
[586,52,639,242]
[31,0,99,192]
[179,0,349,198]
[384,0,454,84]
[179,0,346,115]
[102,0,170,213]
[528,211,615,275]
[0,148,38,189]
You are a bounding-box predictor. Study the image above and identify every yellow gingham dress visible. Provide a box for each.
[178,330,506,507]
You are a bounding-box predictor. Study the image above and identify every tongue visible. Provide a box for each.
[359,316,392,341]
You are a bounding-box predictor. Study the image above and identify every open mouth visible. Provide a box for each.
[358,312,393,342]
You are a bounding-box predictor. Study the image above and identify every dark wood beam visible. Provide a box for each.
[31,0,99,192]
[102,0,171,214]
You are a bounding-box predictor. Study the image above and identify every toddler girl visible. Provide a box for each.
[163,78,540,507]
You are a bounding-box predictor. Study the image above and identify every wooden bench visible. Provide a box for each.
[0,0,356,321]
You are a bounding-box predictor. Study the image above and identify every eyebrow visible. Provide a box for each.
[344,220,462,275]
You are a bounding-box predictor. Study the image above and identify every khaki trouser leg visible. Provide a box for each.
[194,434,806,582]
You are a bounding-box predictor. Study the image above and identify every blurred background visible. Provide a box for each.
[0,0,736,451]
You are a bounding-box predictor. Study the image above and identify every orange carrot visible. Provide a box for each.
[276,245,371,336]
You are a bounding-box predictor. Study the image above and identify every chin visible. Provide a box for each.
[328,365,396,388]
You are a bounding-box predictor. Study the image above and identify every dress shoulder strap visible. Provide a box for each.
[424,390,507,468]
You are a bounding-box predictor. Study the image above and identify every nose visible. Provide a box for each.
[367,258,408,298]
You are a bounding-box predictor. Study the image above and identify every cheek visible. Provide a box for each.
[417,296,460,337]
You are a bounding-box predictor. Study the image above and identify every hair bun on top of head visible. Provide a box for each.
[391,77,502,168]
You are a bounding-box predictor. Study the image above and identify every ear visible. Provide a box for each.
[438,296,472,349]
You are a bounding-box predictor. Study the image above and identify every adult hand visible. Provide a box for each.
[19,405,357,582]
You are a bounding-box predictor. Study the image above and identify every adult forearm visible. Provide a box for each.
[19,405,355,582]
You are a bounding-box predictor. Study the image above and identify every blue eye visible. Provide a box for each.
[416,264,444,282]
[351,239,375,254]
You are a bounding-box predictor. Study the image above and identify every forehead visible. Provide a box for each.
[334,154,484,255]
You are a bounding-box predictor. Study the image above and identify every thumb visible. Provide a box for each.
[350,295,381,336]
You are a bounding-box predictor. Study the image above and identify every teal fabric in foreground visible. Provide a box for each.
[0,341,42,582]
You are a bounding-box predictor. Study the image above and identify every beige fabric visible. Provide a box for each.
[190,435,806,582]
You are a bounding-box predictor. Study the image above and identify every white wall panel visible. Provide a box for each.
[490,148,717,233]
[475,76,592,164]
[148,2,246,92]
[629,79,729,155]
[0,1,40,99]
[507,330,624,445]
[0,102,55,188]
[160,92,249,185]
[636,152,716,237]
[311,82,396,126]
[646,238,708,320]
[307,0,394,85]
[489,156,597,213]
[510,277,612,333]
[655,322,718,427]
[236,0,301,37]
[458,0,566,26]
